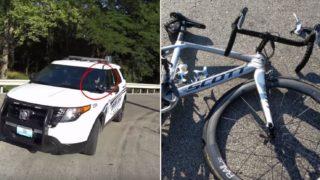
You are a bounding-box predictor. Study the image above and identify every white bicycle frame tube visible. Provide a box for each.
[162,40,274,127]
[254,68,274,128]
[169,41,183,80]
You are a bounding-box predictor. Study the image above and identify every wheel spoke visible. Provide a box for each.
[207,80,320,179]
[212,84,320,179]
[240,96,266,132]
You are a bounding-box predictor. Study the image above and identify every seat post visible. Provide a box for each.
[177,22,186,41]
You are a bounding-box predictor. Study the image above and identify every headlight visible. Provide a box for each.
[51,105,91,127]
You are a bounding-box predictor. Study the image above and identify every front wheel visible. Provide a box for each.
[204,77,320,179]
[113,102,125,122]
[81,119,101,155]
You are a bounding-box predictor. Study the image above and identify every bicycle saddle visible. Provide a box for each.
[169,12,206,29]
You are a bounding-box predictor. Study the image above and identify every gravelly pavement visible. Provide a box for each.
[161,1,320,179]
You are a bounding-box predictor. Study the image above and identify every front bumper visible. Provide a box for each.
[0,121,86,154]
[0,97,87,154]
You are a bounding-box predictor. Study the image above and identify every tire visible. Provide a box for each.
[113,102,125,122]
[203,77,320,180]
[81,119,101,155]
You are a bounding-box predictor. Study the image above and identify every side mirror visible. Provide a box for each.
[106,85,119,93]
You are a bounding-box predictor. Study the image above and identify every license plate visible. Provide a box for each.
[17,125,33,138]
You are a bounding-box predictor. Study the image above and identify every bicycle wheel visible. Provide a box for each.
[204,77,320,180]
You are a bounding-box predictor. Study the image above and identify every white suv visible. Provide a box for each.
[0,56,126,155]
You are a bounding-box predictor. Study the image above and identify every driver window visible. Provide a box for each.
[105,70,115,87]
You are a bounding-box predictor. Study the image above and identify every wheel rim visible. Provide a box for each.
[214,86,320,179]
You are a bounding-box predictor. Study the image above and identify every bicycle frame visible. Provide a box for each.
[162,35,274,128]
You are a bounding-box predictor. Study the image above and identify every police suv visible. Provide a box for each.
[0,56,126,155]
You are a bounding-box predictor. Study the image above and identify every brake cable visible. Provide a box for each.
[263,40,275,60]
[260,32,281,60]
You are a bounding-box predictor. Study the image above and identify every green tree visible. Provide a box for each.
[1,0,159,83]
[77,0,159,82]
[0,0,81,78]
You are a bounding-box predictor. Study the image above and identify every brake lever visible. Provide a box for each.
[290,13,307,38]
[293,13,301,33]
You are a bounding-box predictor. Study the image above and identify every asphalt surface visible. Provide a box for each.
[161,1,320,180]
[0,94,160,180]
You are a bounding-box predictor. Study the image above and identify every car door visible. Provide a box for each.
[109,69,125,114]
[103,68,124,123]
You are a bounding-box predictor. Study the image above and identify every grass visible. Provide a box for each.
[4,71,29,92]
[7,71,29,80]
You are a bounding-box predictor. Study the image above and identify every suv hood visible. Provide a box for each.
[7,83,110,107]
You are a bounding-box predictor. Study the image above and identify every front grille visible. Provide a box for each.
[6,101,48,128]
[0,98,50,146]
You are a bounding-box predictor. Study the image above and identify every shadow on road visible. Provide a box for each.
[296,56,320,85]
[0,138,40,154]
[126,100,159,112]
[297,72,320,84]
[162,31,214,180]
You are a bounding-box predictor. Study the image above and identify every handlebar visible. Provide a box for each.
[237,7,248,29]
[224,7,248,56]
[224,23,238,56]
[295,34,315,73]
[224,7,317,73]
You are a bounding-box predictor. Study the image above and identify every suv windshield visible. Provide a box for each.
[31,64,115,93]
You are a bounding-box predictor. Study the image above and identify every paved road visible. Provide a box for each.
[161,1,320,179]
[0,94,160,180]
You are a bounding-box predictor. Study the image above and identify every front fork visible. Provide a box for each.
[254,68,274,130]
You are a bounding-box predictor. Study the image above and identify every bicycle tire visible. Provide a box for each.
[203,77,320,180]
